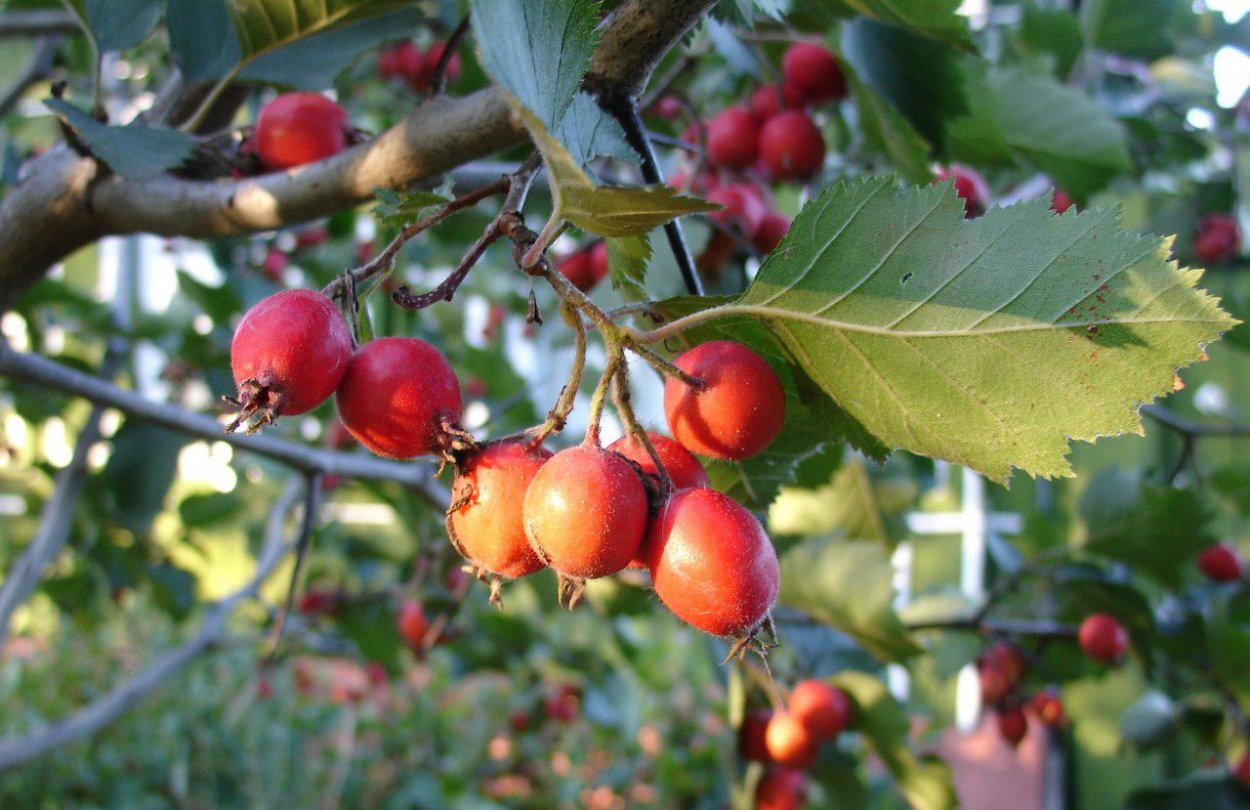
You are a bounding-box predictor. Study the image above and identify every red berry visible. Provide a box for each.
[294,226,329,250]
[545,684,581,723]
[708,183,768,236]
[750,83,807,120]
[664,341,786,461]
[397,599,430,650]
[230,289,353,428]
[297,588,338,616]
[649,95,684,119]
[335,337,463,459]
[1051,188,1075,214]
[378,41,421,82]
[260,246,288,283]
[607,432,710,490]
[789,680,852,740]
[557,242,610,292]
[934,165,990,218]
[448,440,551,579]
[1078,612,1128,665]
[255,92,350,171]
[509,710,533,733]
[781,42,847,104]
[706,106,761,170]
[647,488,779,637]
[324,417,355,450]
[759,110,826,181]
[997,707,1029,748]
[1195,213,1241,265]
[523,445,648,579]
[753,213,791,255]
[1028,689,1066,728]
[1233,753,1250,790]
[1198,542,1244,583]
[763,712,817,769]
[977,641,1027,703]
[256,676,273,699]
[740,709,773,762]
[755,768,807,810]
[366,661,388,687]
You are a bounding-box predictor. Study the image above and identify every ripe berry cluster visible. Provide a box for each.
[228,289,788,643]
[1195,213,1242,266]
[740,680,854,809]
[377,39,462,92]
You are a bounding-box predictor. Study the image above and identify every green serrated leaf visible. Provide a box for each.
[770,456,916,546]
[83,0,162,52]
[1080,0,1191,60]
[845,64,933,185]
[831,671,958,810]
[552,92,637,168]
[517,103,718,238]
[779,536,921,662]
[1018,6,1084,80]
[831,0,972,49]
[371,186,451,230]
[226,0,411,62]
[663,176,1234,482]
[167,0,240,83]
[606,233,650,300]
[1079,469,1216,587]
[469,0,600,133]
[46,98,197,179]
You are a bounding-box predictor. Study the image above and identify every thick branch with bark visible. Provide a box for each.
[0,0,719,309]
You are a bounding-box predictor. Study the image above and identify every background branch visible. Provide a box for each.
[0,342,447,505]
[0,10,79,39]
[0,478,304,772]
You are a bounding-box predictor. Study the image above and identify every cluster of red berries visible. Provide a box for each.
[740,680,854,809]
[1195,213,1242,265]
[975,641,1066,748]
[229,290,788,640]
[377,39,462,92]
[930,165,1078,220]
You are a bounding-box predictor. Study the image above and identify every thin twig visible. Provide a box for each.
[264,474,323,659]
[391,222,503,310]
[611,363,672,492]
[1141,404,1250,437]
[430,14,470,96]
[0,341,447,504]
[0,478,302,772]
[322,176,512,300]
[0,10,80,38]
[0,36,58,120]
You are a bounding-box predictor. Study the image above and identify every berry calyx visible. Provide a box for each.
[755,767,807,810]
[664,340,786,461]
[448,440,551,586]
[228,289,353,433]
[1198,542,1244,583]
[997,706,1029,748]
[1078,612,1129,665]
[335,337,464,460]
[789,680,852,740]
[396,599,430,650]
[608,431,710,491]
[1195,213,1241,265]
[523,445,649,580]
[254,92,350,171]
[1029,689,1067,728]
[647,487,780,637]
[753,213,791,256]
[740,709,773,762]
[759,110,826,181]
[706,106,762,170]
[763,712,817,768]
[781,43,847,103]
[750,83,807,121]
[934,165,990,218]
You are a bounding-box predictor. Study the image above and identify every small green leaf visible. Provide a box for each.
[1119,690,1180,749]
[552,92,637,168]
[779,536,921,662]
[846,65,933,185]
[178,270,243,322]
[770,457,917,546]
[226,0,412,62]
[829,0,972,49]
[517,103,717,238]
[831,671,959,810]
[1018,6,1084,80]
[469,0,600,133]
[606,233,650,300]
[178,491,243,529]
[103,420,188,535]
[46,98,197,179]
[675,176,1234,482]
[1080,0,1192,60]
[84,0,163,52]
[371,187,451,230]
[167,0,240,83]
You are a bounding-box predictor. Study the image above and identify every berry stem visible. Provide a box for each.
[529,303,587,443]
[610,362,673,493]
[584,350,623,447]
